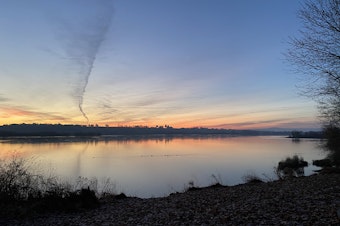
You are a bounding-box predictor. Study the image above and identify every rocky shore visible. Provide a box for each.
[2,173,340,225]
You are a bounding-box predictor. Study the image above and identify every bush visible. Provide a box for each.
[276,155,308,179]
[323,126,340,167]
[0,158,100,218]
[0,158,41,203]
[278,155,308,171]
[313,159,333,168]
[242,172,264,184]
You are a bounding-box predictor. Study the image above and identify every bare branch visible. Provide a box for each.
[286,0,340,125]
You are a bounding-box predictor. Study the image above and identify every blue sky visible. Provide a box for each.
[0,0,320,129]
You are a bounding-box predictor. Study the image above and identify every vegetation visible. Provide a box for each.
[286,0,340,126]
[289,130,323,139]
[0,158,120,218]
[312,126,340,170]
[286,0,340,171]
[323,126,340,167]
[313,158,333,167]
[210,174,223,187]
[242,172,264,184]
[0,123,289,137]
[276,155,308,179]
[278,155,308,170]
[185,180,202,192]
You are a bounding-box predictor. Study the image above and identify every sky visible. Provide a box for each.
[0,0,320,130]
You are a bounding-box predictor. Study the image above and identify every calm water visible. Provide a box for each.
[0,135,325,198]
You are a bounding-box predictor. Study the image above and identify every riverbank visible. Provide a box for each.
[2,173,339,225]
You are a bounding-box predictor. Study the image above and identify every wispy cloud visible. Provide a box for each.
[0,1,317,129]
[212,118,319,130]
[53,0,114,123]
[0,94,10,102]
[0,106,68,122]
[213,119,289,129]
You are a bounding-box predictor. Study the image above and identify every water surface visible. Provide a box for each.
[0,135,325,198]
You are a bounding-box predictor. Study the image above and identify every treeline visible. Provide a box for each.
[289,130,323,139]
[0,123,289,137]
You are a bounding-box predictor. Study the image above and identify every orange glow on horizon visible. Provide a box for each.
[0,105,319,130]
[0,117,319,130]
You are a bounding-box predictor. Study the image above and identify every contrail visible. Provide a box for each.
[77,1,113,123]
[57,0,114,123]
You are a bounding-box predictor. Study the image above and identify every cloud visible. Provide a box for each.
[0,106,68,121]
[54,0,114,123]
[213,119,287,128]
[212,117,319,130]
[0,94,10,102]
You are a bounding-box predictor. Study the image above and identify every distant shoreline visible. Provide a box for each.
[0,123,305,137]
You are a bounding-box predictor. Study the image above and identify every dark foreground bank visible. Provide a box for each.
[2,173,339,225]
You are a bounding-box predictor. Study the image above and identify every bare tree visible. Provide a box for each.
[286,0,340,126]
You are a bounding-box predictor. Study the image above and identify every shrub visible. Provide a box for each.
[276,155,308,179]
[313,159,333,167]
[0,158,41,203]
[185,180,201,191]
[323,126,340,167]
[0,158,100,217]
[242,172,264,184]
[210,174,223,187]
[278,155,308,171]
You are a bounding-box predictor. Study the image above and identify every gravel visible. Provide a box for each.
[2,173,340,225]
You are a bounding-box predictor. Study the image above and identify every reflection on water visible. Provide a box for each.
[0,135,325,198]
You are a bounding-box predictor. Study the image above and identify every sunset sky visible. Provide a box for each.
[0,0,320,130]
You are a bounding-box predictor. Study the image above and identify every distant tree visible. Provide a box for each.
[291,130,302,138]
[286,0,340,127]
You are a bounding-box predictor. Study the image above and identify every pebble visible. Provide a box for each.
[1,174,339,225]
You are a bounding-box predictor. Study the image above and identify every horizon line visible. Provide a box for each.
[0,122,321,132]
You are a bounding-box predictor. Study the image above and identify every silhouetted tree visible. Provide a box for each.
[286,0,340,169]
[323,125,340,166]
[286,0,340,127]
[291,130,302,138]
